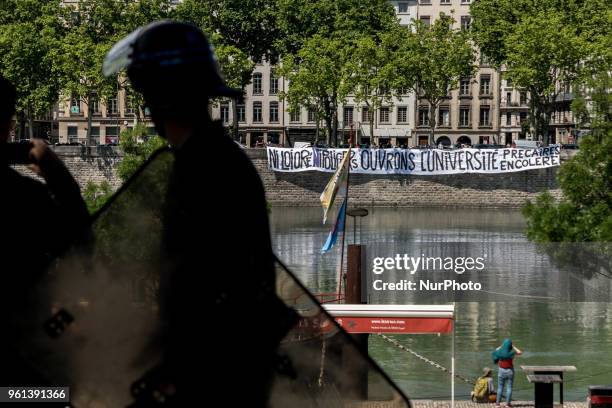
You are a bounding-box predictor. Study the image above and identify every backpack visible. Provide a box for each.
[472,377,490,402]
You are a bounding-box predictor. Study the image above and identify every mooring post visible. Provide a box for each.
[342,244,369,399]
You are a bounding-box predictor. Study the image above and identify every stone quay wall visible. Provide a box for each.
[15,146,563,208]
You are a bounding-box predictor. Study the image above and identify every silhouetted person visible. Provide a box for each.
[104,21,295,406]
[0,74,88,385]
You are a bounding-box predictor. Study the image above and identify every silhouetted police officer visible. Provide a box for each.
[0,74,88,385]
[104,21,295,406]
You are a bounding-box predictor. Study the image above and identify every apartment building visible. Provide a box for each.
[57,88,155,145]
[211,0,502,147]
[212,1,420,148]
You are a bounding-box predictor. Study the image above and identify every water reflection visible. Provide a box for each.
[270,207,612,400]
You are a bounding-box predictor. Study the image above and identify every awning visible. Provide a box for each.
[360,127,412,138]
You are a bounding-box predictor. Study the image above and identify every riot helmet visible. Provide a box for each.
[104,20,242,108]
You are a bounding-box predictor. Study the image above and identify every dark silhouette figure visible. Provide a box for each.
[104,21,295,406]
[0,75,89,385]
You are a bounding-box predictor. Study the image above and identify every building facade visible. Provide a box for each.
[210,0,504,148]
[56,88,155,145]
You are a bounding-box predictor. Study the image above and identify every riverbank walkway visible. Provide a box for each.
[347,400,587,408]
[411,401,587,408]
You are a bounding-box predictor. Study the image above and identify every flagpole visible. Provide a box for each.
[337,132,353,300]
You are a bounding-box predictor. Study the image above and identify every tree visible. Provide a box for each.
[0,0,67,139]
[344,35,396,144]
[275,0,398,146]
[176,0,277,141]
[504,11,586,145]
[275,0,396,56]
[59,0,126,145]
[523,131,612,242]
[470,0,605,145]
[83,180,113,214]
[277,34,353,146]
[389,15,476,145]
[117,124,166,182]
[213,43,255,141]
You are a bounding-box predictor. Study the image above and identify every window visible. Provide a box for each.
[461,0,471,3]
[237,104,246,122]
[519,112,527,124]
[398,2,409,13]
[252,73,263,95]
[506,112,512,126]
[67,126,78,143]
[343,106,354,125]
[440,0,451,4]
[420,0,430,4]
[438,107,450,126]
[361,107,371,123]
[506,78,513,87]
[89,126,100,146]
[396,87,408,96]
[480,53,490,66]
[269,101,279,122]
[420,16,430,26]
[418,106,429,126]
[105,126,119,144]
[290,108,301,122]
[506,92,512,105]
[479,107,490,126]
[269,72,278,95]
[107,94,118,115]
[91,97,99,114]
[308,109,316,123]
[461,16,471,31]
[221,103,230,123]
[379,107,390,123]
[70,97,80,114]
[520,92,527,105]
[459,108,470,126]
[460,78,471,95]
[253,101,262,122]
[124,92,135,116]
[480,76,491,95]
[397,106,408,123]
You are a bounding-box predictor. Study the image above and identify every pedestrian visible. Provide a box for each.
[103,21,295,407]
[472,367,497,403]
[492,339,522,407]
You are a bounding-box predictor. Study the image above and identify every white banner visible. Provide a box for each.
[266,146,561,175]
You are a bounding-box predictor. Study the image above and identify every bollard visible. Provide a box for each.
[341,244,369,399]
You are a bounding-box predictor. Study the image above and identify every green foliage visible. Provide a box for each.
[274,0,396,56]
[388,15,476,144]
[344,34,396,139]
[176,0,279,63]
[523,132,612,242]
[83,180,113,214]
[0,0,67,130]
[470,0,610,144]
[117,124,166,182]
[277,34,353,145]
[276,0,398,145]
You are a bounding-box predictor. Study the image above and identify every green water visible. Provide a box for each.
[270,207,612,401]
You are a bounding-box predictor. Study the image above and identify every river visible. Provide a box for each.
[270,207,612,401]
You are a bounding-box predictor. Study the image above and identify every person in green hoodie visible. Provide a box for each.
[492,339,523,407]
